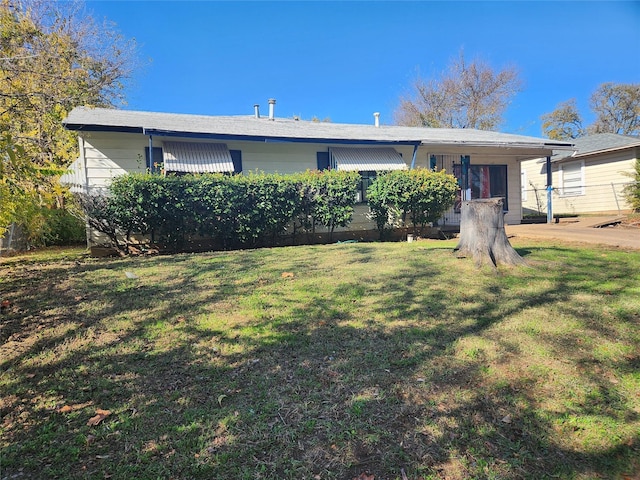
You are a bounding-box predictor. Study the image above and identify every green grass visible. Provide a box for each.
[1,239,639,479]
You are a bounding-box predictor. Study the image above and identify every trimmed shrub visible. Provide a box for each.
[367,168,458,237]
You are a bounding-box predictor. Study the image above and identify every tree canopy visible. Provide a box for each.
[540,99,585,140]
[394,52,521,131]
[0,0,137,239]
[542,83,640,140]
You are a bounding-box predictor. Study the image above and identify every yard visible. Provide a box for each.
[1,239,639,479]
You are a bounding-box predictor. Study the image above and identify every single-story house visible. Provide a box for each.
[521,133,640,216]
[61,103,573,244]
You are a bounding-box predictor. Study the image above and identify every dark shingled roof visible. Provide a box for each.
[552,133,640,162]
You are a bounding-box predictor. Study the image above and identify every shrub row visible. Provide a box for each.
[78,168,458,253]
[79,170,359,253]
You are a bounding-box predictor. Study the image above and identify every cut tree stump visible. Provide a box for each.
[454,198,526,268]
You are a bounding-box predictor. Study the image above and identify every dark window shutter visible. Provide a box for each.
[316,151,330,170]
[230,150,242,173]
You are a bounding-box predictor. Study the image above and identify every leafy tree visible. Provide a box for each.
[0,0,137,240]
[541,99,585,140]
[589,83,640,136]
[394,52,521,130]
[541,83,640,139]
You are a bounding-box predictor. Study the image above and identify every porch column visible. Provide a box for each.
[461,155,471,201]
[546,156,553,224]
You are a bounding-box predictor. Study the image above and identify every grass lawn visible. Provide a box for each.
[1,239,639,479]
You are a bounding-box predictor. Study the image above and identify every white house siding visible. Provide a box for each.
[522,149,637,215]
[81,132,149,191]
[226,141,317,173]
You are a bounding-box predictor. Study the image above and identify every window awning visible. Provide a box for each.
[329,147,407,171]
[163,142,234,173]
[59,158,86,193]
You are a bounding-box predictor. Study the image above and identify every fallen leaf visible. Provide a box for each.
[501,414,512,424]
[58,402,93,413]
[353,473,375,480]
[87,409,111,426]
[281,272,294,279]
[217,394,227,406]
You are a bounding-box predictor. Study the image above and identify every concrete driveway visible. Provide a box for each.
[505,217,640,250]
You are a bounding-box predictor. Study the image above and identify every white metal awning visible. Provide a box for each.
[59,158,86,193]
[329,147,407,171]
[163,142,234,173]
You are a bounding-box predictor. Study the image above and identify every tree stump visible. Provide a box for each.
[454,198,525,268]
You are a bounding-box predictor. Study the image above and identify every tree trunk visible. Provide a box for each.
[454,198,525,268]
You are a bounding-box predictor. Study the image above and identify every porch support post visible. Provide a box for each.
[410,143,419,169]
[461,155,471,201]
[546,155,553,224]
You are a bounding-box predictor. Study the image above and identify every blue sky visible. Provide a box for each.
[86,1,639,137]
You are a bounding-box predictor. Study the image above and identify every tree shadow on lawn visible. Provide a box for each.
[1,245,639,479]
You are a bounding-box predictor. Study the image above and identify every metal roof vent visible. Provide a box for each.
[254,104,260,118]
[268,98,276,121]
[374,112,380,128]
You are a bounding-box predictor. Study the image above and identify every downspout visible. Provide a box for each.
[461,155,471,201]
[148,134,154,173]
[410,143,419,169]
[546,156,553,224]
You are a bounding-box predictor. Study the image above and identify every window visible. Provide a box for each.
[454,164,508,211]
[357,171,377,203]
[316,151,330,170]
[145,146,163,172]
[560,161,584,196]
[521,170,527,201]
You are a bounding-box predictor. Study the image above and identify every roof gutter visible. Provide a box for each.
[142,128,422,146]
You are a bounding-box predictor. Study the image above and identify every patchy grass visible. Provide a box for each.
[1,239,639,480]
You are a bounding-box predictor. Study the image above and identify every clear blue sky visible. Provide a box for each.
[86,0,639,137]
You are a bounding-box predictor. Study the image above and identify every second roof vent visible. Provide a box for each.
[268,98,276,120]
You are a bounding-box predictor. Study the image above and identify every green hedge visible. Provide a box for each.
[79,170,359,253]
[79,168,457,253]
[366,168,458,238]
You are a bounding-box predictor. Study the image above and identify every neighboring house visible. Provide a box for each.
[521,133,640,216]
[61,104,572,244]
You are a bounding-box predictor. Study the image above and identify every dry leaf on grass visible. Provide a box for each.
[58,402,93,413]
[281,272,295,279]
[353,473,375,480]
[1,299,11,313]
[87,409,111,426]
